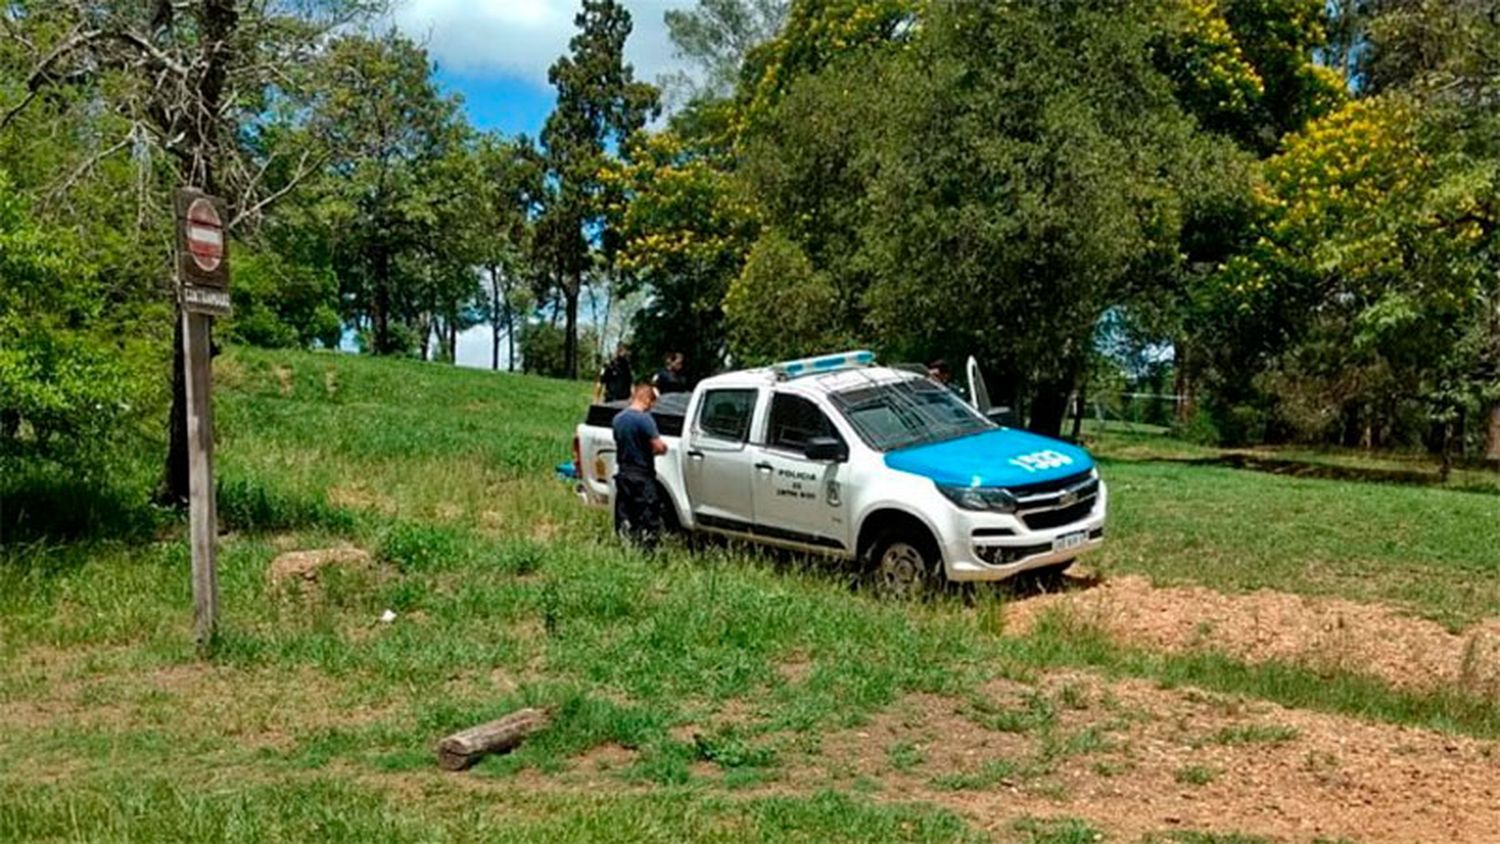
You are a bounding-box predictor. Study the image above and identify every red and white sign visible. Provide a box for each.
[174,188,230,306]
[184,198,224,273]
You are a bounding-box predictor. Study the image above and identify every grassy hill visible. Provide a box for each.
[1,347,1497,842]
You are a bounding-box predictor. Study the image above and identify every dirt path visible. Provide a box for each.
[1003,575,1500,697]
[790,672,1500,843]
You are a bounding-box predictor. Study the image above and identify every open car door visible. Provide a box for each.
[965,356,992,413]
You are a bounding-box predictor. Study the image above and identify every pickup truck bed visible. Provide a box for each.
[582,392,691,438]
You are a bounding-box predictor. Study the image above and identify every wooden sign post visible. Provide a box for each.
[174,189,231,651]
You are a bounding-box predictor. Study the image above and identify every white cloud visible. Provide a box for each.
[391,0,686,86]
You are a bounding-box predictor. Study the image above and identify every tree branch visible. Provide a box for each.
[229,147,325,230]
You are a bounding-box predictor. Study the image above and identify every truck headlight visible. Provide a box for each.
[936,483,1018,514]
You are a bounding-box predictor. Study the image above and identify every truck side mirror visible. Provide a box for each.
[804,436,848,463]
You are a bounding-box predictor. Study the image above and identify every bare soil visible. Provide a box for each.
[1004,575,1500,697]
[787,672,1500,843]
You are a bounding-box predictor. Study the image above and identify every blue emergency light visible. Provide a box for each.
[772,350,877,379]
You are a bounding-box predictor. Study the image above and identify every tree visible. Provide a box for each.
[1202,95,1498,449]
[302,31,464,357]
[1,0,374,504]
[608,130,757,378]
[1152,0,1346,154]
[539,0,660,380]
[472,134,544,371]
[662,0,789,101]
[0,172,144,461]
[725,228,849,363]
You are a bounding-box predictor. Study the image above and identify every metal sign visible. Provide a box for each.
[181,286,232,317]
[174,188,230,292]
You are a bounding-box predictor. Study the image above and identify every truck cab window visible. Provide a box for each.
[697,389,757,442]
[768,393,844,452]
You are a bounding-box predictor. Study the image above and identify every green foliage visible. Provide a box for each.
[609,130,756,378]
[0,174,150,462]
[227,249,341,350]
[1201,94,1499,446]
[725,229,851,363]
[520,322,604,379]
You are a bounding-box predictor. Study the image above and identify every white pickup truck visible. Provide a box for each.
[570,351,1106,594]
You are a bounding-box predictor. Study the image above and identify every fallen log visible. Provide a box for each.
[436,707,551,771]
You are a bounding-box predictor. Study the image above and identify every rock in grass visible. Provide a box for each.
[266,546,372,586]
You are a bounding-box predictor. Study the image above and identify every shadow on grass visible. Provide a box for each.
[0,460,163,546]
[1121,452,1500,494]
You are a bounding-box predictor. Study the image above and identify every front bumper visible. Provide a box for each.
[939,481,1108,582]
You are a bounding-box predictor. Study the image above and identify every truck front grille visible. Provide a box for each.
[1021,498,1096,530]
[1011,472,1099,531]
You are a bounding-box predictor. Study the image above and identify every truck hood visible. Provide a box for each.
[884,429,1095,488]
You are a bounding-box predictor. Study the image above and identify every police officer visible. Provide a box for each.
[652,351,689,394]
[595,343,634,403]
[612,382,668,548]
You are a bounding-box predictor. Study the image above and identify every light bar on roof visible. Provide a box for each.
[772,350,877,379]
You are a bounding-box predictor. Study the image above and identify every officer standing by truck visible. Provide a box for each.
[652,351,689,394]
[595,344,634,403]
[612,382,668,548]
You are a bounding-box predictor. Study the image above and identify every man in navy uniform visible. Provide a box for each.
[612,381,668,547]
[595,343,634,403]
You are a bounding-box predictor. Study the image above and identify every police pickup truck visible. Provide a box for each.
[570,351,1106,594]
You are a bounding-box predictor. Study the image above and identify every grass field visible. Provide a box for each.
[2,347,1497,842]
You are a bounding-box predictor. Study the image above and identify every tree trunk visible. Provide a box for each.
[156,315,190,507]
[1173,339,1195,424]
[506,303,517,373]
[490,265,502,371]
[563,280,580,380]
[1070,380,1087,442]
[373,279,391,354]
[1027,379,1072,439]
[447,314,458,365]
[1486,401,1500,464]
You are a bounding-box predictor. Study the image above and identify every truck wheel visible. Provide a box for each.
[869,532,944,600]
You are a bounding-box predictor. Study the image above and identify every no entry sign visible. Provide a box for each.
[174,189,231,301]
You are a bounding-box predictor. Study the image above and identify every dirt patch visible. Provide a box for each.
[1004,575,1500,697]
[273,364,293,395]
[328,484,397,515]
[787,673,1500,843]
[266,545,374,588]
[776,652,814,685]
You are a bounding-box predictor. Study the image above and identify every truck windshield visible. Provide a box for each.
[828,378,992,452]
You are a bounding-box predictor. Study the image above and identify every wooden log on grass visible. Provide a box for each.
[437,708,550,771]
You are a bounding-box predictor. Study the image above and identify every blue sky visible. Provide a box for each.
[396,0,686,138]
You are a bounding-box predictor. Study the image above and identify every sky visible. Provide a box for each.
[386,1,691,369]
[393,0,688,139]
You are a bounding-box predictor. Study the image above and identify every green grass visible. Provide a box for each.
[1090,432,1500,629]
[1173,764,1219,786]
[1205,724,1300,747]
[2,346,1498,840]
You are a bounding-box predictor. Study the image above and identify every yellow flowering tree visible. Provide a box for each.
[1201,95,1499,446]
[604,130,759,377]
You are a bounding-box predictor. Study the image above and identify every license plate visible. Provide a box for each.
[1053,530,1087,553]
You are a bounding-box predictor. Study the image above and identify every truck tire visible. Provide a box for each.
[868,530,944,600]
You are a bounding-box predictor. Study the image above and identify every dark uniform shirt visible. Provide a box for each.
[653,367,688,394]
[599,357,633,402]
[612,408,659,478]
